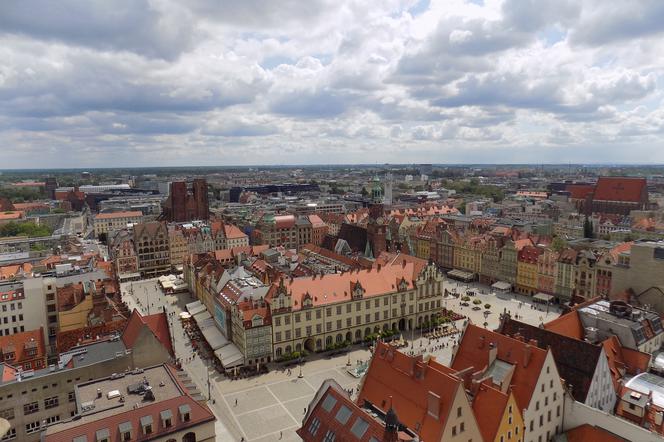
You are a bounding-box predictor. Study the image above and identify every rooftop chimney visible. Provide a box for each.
[488,342,498,367]
[523,344,532,368]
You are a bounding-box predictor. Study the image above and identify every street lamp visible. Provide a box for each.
[298,364,303,378]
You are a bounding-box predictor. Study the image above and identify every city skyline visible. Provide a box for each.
[2,0,664,167]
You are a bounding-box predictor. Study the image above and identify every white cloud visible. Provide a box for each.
[0,0,663,167]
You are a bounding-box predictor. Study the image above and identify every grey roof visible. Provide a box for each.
[140,415,153,427]
[95,428,110,439]
[118,421,132,432]
[178,404,191,415]
[160,409,173,420]
[73,436,88,442]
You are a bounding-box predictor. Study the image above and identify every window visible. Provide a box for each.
[0,428,16,441]
[460,422,465,432]
[335,405,352,424]
[323,430,336,442]
[556,405,560,417]
[25,420,40,434]
[45,414,60,424]
[68,391,76,402]
[351,418,369,438]
[457,406,462,417]
[547,410,551,422]
[275,332,282,342]
[23,401,39,415]
[452,425,457,436]
[44,396,59,409]
[536,401,539,411]
[0,408,13,420]
[322,394,337,412]
[308,417,321,435]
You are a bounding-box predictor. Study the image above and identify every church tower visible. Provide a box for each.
[366,176,387,257]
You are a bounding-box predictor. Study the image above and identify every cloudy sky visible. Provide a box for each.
[2,0,664,168]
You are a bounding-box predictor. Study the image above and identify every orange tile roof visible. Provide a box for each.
[223,223,247,239]
[0,211,23,220]
[0,263,32,280]
[358,342,462,442]
[0,328,46,366]
[452,324,548,411]
[563,424,627,442]
[472,383,510,442]
[307,214,326,228]
[94,210,143,220]
[12,202,49,211]
[543,310,585,340]
[514,238,533,251]
[372,252,428,276]
[273,262,420,310]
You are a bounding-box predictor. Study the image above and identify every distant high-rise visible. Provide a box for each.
[44,177,58,200]
[383,173,393,206]
[161,179,209,222]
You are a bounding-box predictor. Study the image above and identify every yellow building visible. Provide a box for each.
[474,386,525,442]
[269,260,444,358]
[516,246,542,295]
[453,237,483,275]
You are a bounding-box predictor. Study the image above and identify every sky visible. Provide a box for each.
[1,0,664,168]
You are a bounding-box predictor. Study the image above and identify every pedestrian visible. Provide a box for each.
[235,398,238,406]
[280,431,283,439]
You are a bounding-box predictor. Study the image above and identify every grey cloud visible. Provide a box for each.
[269,89,351,118]
[570,1,664,46]
[0,0,196,59]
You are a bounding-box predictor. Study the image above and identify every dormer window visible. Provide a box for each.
[179,404,191,422]
[160,409,173,428]
[118,422,132,441]
[140,415,153,434]
[95,428,110,442]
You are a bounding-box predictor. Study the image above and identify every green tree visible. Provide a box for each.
[551,236,568,252]
[0,222,52,238]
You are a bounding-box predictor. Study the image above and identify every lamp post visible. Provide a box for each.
[298,364,303,379]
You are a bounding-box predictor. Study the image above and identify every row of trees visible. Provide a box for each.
[0,221,52,238]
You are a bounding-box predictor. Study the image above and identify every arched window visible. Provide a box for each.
[276,347,282,357]
[183,433,196,442]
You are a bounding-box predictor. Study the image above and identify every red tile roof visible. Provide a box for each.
[357,341,463,442]
[566,184,595,200]
[562,424,626,442]
[122,310,173,356]
[593,177,647,203]
[0,328,46,369]
[451,324,548,411]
